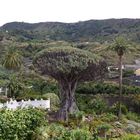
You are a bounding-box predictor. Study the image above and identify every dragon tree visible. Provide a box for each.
[33,46,106,121]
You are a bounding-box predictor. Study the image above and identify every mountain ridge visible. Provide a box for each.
[1,18,140,42]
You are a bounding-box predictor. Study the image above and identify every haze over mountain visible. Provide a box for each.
[0,18,140,42]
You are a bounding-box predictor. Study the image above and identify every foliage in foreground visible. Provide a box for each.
[0,107,140,140]
[121,134,140,140]
[32,118,140,140]
[0,108,46,140]
[32,124,92,140]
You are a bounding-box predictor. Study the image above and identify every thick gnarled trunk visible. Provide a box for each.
[56,80,78,121]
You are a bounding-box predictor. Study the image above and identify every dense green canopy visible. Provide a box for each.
[33,46,105,82]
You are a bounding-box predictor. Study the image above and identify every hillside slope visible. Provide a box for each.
[1,18,140,42]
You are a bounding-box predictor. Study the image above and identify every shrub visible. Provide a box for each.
[131,95,140,113]
[121,134,140,140]
[77,95,108,114]
[0,108,45,140]
[126,112,140,123]
[68,111,86,129]
[88,119,104,132]
[33,124,67,140]
[97,123,111,132]
[125,124,136,133]
[110,102,128,115]
[88,96,108,114]
[97,123,111,138]
[100,113,118,122]
[132,95,140,106]
[70,129,92,140]
[42,93,60,111]
[69,111,85,120]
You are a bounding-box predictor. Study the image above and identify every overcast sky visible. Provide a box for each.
[0,0,140,26]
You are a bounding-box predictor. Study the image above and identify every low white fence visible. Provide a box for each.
[0,98,50,110]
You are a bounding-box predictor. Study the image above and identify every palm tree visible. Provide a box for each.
[110,36,129,119]
[2,46,23,71]
[7,74,24,98]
